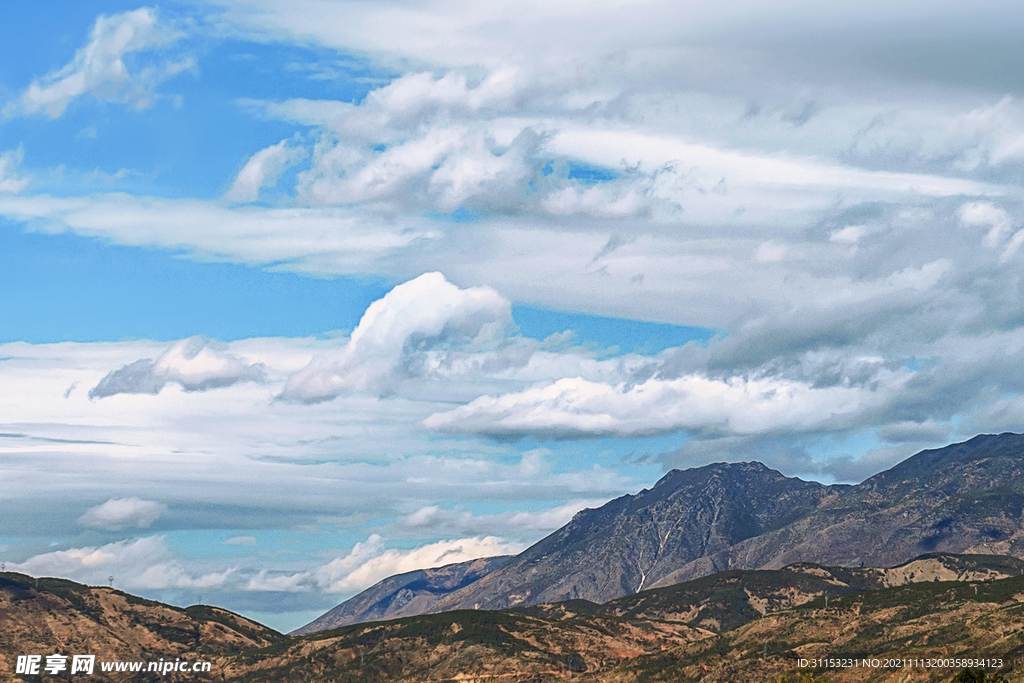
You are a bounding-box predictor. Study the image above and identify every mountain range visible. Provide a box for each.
[6,552,1024,682]
[7,432,1024,681]
[300,432,1024,631]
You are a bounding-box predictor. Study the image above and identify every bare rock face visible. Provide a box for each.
[303,432,1024,631]
[663,431,1024,585]
[429,461,839,613]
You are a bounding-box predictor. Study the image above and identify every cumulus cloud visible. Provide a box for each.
[89,336,265,398]
[6,7,192,118]
[77,497,167,530]
[225,139,306,202]
[245,533,523,594]
[255,68,665,219]
[279,272,514,401]
[7,536,234,591]
[424,372,906,440]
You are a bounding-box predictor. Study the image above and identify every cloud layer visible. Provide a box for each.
[423,372,905,439]
[7,536,234,591]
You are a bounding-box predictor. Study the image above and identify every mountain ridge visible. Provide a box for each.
[302,432,1024,631]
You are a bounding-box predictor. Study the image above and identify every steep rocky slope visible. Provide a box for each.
[656,432,1024,586]
[305,432,1024,628]
[429,461,841,611]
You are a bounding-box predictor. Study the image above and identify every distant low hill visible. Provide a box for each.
[0,571,282,682]
[303,432,1024,629]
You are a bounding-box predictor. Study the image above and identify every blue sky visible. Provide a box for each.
[3,0,1024,632]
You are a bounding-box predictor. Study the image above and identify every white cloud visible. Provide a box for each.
[0,193,434,273]
[89,336,265,398]
[7,7,191,118]
[424,372,905,439]
[846,97,1024,175]
[0,335,637,575]
[214,0,1012,74]
[7,536,234,591]
[213,0,677,68]
[1000,229,1024,263]
[829,225,868,246]
[320,534,521,593]
[949,97,1024,170]
[958,201,1024,263]
[960,201,1014,248]
[243,534,523,593]
[226,139,306,202]
[290,71,559,213]
[754,241,788,262]
[244,569,314,592]
[400,500,602,535]
[279,272,513,401]
[267,66,1004,225]
[77,497,167,530]
[0,149,30,193]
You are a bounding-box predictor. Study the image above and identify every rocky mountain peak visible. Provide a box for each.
[303,432,1024,630]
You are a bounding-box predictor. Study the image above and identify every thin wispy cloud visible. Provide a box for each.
[5,7,193,118]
